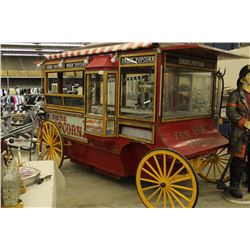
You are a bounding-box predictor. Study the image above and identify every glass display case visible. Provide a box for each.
[120,66,155,120]
[163,67,213,119]
[86,73,103,115]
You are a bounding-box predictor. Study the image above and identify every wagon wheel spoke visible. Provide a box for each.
[166,157,176,179]
[163,154,166,178]
[41,131,50,144]
[141,167,160,182]
[147,187,161,201]
[169,189,185,208]
[41,128,50,144]
[205,163,213,178]
[52,141,62,147]
[163,189,167,208]
[154,189,163,207]
[168,164,186,181]
[170,187,191,202]
[218,158,229,163]
[141,184,159,191]
[170,184,193,191]
[213,162,216,180]
[153,155,163,178]
[170,174,191,184]
[166,190,175,208]
[44,123,51,144]
[145,160,161,179]
[140,178,159,185]
[218,153,229,158]
[51,147,59,159]
[217,147,226,155]
[217,161,226,171]
[216,162,223,176]
[53,147,62,154]
[52,134,59,144]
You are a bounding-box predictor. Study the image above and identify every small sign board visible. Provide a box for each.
[121,55,155,65]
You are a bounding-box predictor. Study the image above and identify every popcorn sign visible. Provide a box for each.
[48,113,86,141]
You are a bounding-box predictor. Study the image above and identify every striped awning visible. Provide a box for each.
[45,42,154,60]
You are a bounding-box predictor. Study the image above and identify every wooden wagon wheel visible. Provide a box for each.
[37,120,64,168]
[136,149,199,208]
[198,145,230,183]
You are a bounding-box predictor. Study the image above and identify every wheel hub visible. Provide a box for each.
[160,182,166,188]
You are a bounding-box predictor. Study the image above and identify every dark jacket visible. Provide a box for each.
[226,84,249,158]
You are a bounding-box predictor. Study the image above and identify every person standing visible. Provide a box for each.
[226,65,250,198]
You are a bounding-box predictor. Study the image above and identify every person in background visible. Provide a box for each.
[226,65,250,198]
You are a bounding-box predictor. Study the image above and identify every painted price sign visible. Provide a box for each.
[86,118,103,134]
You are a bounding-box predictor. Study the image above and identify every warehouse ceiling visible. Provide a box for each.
[0,42,90,57]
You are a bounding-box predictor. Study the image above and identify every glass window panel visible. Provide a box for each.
[163,67,213,119]
[87,73,103,115]
[47,73,59,93]
[106,120,115,135]
[46,95,62,105]
[120,66,155,120]
[63,96,84,107]
[63,71,84,95]
[107,74,116,116]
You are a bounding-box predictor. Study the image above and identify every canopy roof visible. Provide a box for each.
[44,42,249,61]
[160,43,250,60]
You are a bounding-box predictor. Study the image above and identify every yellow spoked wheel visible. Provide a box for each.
[37,120,64,168]
[136,149,199,208]
[198,146,230,183]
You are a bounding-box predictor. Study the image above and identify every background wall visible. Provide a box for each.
[218,46,250,91]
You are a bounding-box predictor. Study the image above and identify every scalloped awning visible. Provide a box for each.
[45,42,154,61]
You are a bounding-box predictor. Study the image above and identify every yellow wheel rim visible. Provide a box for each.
[37,120,64,168]
[136,149,199,208]
[198,146,230,183]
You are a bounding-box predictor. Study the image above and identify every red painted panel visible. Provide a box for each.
[159,118,228,158]
[65,140,126,179]
[86,55,118,70]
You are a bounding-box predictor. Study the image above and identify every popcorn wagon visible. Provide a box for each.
[38,42,243,208]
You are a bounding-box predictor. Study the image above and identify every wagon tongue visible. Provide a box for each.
[160,118,228,159]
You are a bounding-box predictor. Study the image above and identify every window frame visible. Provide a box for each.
[44,59,85,113]
[161,54,217,122]
[118,52,157,123]
[85,70,118,137]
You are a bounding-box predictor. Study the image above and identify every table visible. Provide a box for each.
[19,160,65,208]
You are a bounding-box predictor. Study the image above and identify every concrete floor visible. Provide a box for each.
[11,148,250,208]
[56,159,250,208]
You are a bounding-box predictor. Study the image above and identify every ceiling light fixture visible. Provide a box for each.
[1,42,87,47]
[1,53,45,57]
[1,48,63,52]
